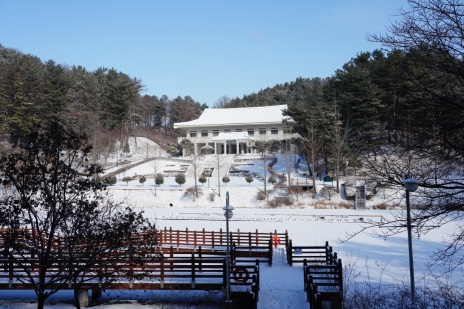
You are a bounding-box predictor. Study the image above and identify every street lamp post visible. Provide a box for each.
[223,191,234,305]
[404,176,419,308]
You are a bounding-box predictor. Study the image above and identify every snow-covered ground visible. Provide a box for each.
[0,137,461,308]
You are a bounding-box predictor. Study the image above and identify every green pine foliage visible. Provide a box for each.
[222,176,230,185]
[199,175,207,186]
[175,173,186,186]
[155,173,164,186]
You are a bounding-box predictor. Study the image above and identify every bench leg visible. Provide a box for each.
[78,290,89,307]
[92,288,102,301]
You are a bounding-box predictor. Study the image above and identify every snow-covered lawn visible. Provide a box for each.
[0,138,461,308]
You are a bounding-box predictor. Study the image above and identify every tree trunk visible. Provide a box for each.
[37,293,46,309]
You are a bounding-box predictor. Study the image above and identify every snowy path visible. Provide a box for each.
[258,247,308,309]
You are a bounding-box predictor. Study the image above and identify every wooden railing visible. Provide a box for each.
[0,227,274,307]
[159,241,273,266]
[303,250,343,309]
[286,240,333,266]
[157,227,288,248]
[0,253,260,306]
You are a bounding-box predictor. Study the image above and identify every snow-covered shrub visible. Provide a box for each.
[314,201,331,209]
[272,195,293,206]
[319,186,337,201]
[257,190,266,200]
[338,202,352,209]
[208,192,215,202]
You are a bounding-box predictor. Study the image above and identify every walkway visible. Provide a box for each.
[258,246,307,309]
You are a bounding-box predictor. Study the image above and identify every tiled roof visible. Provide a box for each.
[174,104,289,128]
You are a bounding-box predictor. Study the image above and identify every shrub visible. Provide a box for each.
[222,176,230,186]
[122,176,132,185]
[199,175,207,186]
[245,175,254,186]
[155,173,164,186]
[268,176,276,184]
[257,190,266,200]
[139,176,146,186]
[314,201,331,209]
[338,202,352,209]
[209,192,215,202]
[373,203,388,210]
[107,176,117,185]
[175,173,186,186]
[268,199,278,208]
[319,186,337,201]
[183,186,202,201]
[280,196,293,206]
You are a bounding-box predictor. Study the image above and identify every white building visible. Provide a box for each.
[173,104,297,156]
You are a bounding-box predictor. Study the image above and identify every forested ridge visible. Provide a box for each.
[1,41,463,179]
[0,44,208,158]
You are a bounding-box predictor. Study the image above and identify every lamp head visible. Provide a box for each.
[224,210,233,219]
[404,178,419,192]
[222,204,235,211]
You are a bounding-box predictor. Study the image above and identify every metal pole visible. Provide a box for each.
[225,192,231,305]
[406,190,416,308]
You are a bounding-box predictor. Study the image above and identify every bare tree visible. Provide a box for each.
[0,122,152,309]
[302,117,323,195]
[213,95,231,108]
[280,135,297,194]
[190,151,202,198]
[253,140,271,200]
[328,102,352,193]
[360,0,464,269]
[213,153,227,197]
[150,146,166,197]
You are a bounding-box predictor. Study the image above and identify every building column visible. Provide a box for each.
[236,141,239,154]
[224,141,227,154]
[214,142,217,155]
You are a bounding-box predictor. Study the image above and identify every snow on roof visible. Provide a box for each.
[174,104,290,128]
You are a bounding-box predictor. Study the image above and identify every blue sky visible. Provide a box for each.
[0,1,408,106]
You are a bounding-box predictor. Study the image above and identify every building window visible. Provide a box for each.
[247,128,254,136]
[271,128,278,135]
[212,130,219,136]
[224,129,230,133]
[189,131,197,137]
[201,130,208,137]
[259,128,266,135]
[236,129,242,132]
